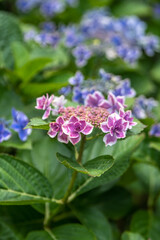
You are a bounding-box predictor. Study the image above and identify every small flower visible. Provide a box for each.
[59,86,71,96]
[99,69,112,81]
[52,95,67,115]
[35,94,54,120]
[100,113,128,146]
[0,122,12,143]
[72,45,92,67]
[113,79,136,98]
[99,92,127,113]
[119,109,137,129]
[48,116,69,143]
[11,108,32,141]
[85,91,105,107]
[149,124,160,137]
[62,116,93,145]
[69,71,84,86]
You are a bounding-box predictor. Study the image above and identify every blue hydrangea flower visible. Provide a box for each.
[11,108,32,141]
[133,96,158,119]
[99,69,112,82]
[40,0,64,17]
[72,45,92,67]
[0,122,12,143]
[113,80,136,98]
[69,71,84,86]
[59,86,71,96]
[149,124,160,137]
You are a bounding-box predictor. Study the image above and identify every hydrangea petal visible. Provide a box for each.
[81,123,93,135]
[103,133,117,146]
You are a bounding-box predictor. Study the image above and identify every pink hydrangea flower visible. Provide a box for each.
[35,94,54,120]
[48,116,69,144]
[85,91,105,107]
[52,95,67,116]
[62,116,93,145]
[100,113,128,146]
[119,109,137,130]
[99,92,127,113]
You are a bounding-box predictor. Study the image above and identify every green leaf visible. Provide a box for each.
[56,153,114,177]
[16,58,52,83]
[68,134,144,200]
[0,154,60,205]
[130,210,160,240]
[0,221,23,240]
[72,206,113,240]
[121,231,145,240]
[149,142,160,152]
[11,42,29,69]
[151,61,160,83]
[26,224,95,240]
[25,118,49,130]
[0,139,32,150]
[128,120,146,136]
[112,0,151,17]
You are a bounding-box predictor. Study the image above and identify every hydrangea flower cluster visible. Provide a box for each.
[0,109,31,143]
[16,0,78,16]
[36,91,137,146]
[59,69,136,104]
[149,124,160,137]
[62,9,159,65]
[24,22,60,47]
[133,96,158,119]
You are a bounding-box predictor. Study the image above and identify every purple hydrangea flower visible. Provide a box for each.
[119,109,137,129]
[62,116,93,145]
[11,108,32,141]
[149,124,160,137]
[99,92,127,113]
[100,113,128,146]
[35,94,54,120]
[59,86,71,96]
[0,122,12,143]
[48,116,69,143]
[113,79,136,98]
[72,45,92,67]
[85,91,105,107]
[69,71,84,86]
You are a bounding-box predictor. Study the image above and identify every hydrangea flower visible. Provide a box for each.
[69,71,84,86]
[99,92,126,113]
[119,109,137,129]
[62,116,93,145]
[72,45,92,67]
[48,116,69,143]
[149,124,160,137]
[35,94,54,120]
[0,122,12,143]
[52,95,67,115]
[85,91,105,107]
[11,108,32,141]
[113,79,136,98]
[100,113,128,146]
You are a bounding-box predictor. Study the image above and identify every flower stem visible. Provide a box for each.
[44,202,51,228]
[62,135,86,203]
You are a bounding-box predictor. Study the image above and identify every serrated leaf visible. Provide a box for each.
[128,120,146,136]
[130,210,160,240]
[68,134,144,201]
[121,231,145,240]
[26,118,49,130]
[56,153,114,177]
[26,224,95,240]
[0,154,61,205]
[72,206,113,240]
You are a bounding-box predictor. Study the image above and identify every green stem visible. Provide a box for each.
[45,227,57,240]
[44,202,51,228]
[62,135,86,204]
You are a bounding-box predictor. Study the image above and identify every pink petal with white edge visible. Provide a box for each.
[116,131,126,139]
[69,131,80,138]
[58,133,69,144]
[99,100,111,109]
[100,122,110,133]
[103,133,117,146]
[35,95,45,109]
[119,108,125,118]
[108,92,116,105]
[42,107,51,120]
[69,116,79,123]
[47,130,57,138]
[70,135,81,145]
[56,116,64,125]
[62,122,70,135]
[81,123,93,135]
